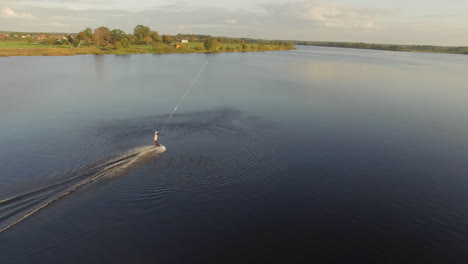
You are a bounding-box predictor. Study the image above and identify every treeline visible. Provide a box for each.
[295,41,468,55]
[70,25,294,51]
[0,26,295,55]
[173,34,294,46]
[72,25,163,48]
[200,38,294,52]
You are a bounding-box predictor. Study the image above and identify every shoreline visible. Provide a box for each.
[294,43,468,55]
[0,46,295,57]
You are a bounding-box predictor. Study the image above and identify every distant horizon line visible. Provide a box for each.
[0,29,466,48]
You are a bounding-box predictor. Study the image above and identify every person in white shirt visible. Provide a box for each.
[154,131,160,147]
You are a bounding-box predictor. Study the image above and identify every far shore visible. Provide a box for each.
[294,41,468,55]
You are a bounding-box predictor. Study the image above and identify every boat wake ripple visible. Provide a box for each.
[0,145,165,233]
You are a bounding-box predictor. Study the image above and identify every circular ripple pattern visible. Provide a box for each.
[156,124,279,194]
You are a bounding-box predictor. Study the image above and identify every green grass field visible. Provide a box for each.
[131,44,153,50]
[0,40,71,49]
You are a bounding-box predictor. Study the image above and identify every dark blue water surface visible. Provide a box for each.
[1,46,468,263]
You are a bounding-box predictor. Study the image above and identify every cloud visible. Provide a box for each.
[225,18,237,25]
[1,1,467,45]
[39,22,72,29]
[66,6,87,11]
[264,1,397,29]
[1,8,34,18]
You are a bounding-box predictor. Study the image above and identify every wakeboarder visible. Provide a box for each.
[154,131,160,147]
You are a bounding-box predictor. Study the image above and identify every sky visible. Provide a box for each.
[0,0,467,45]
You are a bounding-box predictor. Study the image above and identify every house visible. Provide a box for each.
[38,34,46,39]
[0,34,9,39]
[181,39,189,43]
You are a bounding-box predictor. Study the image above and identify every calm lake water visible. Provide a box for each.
[1,46,468,263]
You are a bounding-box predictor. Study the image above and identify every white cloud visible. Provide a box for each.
[1,8,34,19]
[39,22,72,29]
[265,1,396,29]
[1,1,467,45]
[225,18,237,25]
[67,6,87,11]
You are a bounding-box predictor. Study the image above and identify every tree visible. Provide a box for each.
[93,27,111,47]
[44,38,55,45]
[110,29,127,44]
[204,38,220,52]
[127,34,137,45]
[61,38,70,45]
[151,31,162,43]
[133,25,151,44]
[73,31,88,47]
[162,35,172,44]
[120,38,130,48]
[84,28,93,39]
[110,29,129,49]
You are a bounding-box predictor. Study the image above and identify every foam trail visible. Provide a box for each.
[0,145,166,233]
